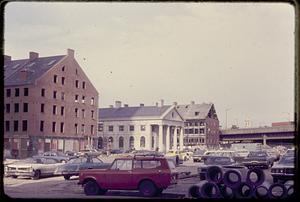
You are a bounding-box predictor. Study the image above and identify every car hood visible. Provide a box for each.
[272,164,294,169]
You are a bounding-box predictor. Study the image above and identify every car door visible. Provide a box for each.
[44,158,60,175]
[105,159,133,189]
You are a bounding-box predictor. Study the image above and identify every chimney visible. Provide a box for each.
[109,105,114,108]
[155,102,158,107]
[173,102,177,106]
[140,103,144,107]
[19,69,29,81]
[191,101,195,105]
[29,52,39,61]
[115,101,122,108]
[160,99,164,107]
[4,55,11,63]
[124,104,129,107]
[67,48,74,58]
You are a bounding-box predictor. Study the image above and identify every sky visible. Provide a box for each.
[4,2,295,129]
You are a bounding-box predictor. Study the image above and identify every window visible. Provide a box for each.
[40,121,44,132]
[14,121,18,131]
[200,129,205,134]
[140,136,145,148]
[60,122,64,133]
[195,112,199,116]
[6,89,11,97]
[82,81,86,89]
[5,104,10,113]
[184,129,189,134]
[52,122,56,132]
[111,160,132,171]
[195,129,199,134]
[62,77,65,85]
[195,122,199,126]
[53,91,57,99]
[14,103,19,113]
[119,136,124,148]
[61,106,64,116]
[129,136,135,149]
[142,160,161,169]
[91,125,94,135]
[98,123,103,132]
[82,109,85,118]
[141,125,146,131]
[62,66,65,71]
[54,75,57,83]
[81,124,85,133]
[119,125,124,131]
[82,96,85,104]
[5,121,10,132]
[53,105,57,115]
[75,108,78,117]
[23,103,28,112]
[24,88,29,96]
[75,124,78,134]
[108,125,113,132]
[75,95,79,102]
[76,69,78,75]
[61,92,65,100]
[91,97,94,105]
[41,88,45,97]
[129,125,134,131]
[189,129,194,134]
[41,104,45,113]
[75,80,79,88]
[200,122,204,126]
[15,88,19,97]
[91,110,94,119]
[22,120,27,131]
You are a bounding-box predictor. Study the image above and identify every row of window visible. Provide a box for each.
[53,74,86,90]
[53,75,66,85]
[183,138,205,143]
[184,128,205,134]
[184,121,205,127]
[75,108,95,119]
[74,124,95,135]
[5,120,28,132]
[75,94,95,105]
[5,103,28,113]
[110,159,161,171]
[6,88,29,97]
[107,136,146,148]
[102,125,145,132]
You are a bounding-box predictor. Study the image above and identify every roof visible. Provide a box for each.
[175,103,214,120]
[4,55,65,86]
[99,105,172,119]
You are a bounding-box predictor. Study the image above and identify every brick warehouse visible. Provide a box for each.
[4,49,98,158]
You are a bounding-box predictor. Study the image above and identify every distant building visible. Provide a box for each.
[97,101,184,152]
[176,101,220,148]
[4,49,98,158]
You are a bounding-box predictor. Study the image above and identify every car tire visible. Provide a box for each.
[84,181,100,195]
[64,175,71,180]
[156,188,163,195]
[139,180,157,197]
[32,170,41,180]
[12,175,18,178]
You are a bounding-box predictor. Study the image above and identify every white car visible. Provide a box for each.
[6,157,64,180]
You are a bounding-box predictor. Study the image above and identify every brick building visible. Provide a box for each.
[4,49,98,158]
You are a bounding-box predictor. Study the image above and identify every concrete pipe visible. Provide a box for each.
[198,180,221,198]
[235,182,254,198]
[246,168,265,187]
[253,181,271,199]
[268,183,287,199]
[188,184,201,199]
[206,166,223,184]
[218,184,234,199]
[223,169,242,189]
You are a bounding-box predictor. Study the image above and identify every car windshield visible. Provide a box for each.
[279,156,294,164]
[194,150,205,155]
[68,158,85,164]
[167,159,176,169]
[204,157,232,165]
[17,158,37,164]
[248,151,267,157]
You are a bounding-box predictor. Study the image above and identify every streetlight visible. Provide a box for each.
[225,108,231,129]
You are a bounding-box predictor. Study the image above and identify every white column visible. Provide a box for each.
[179,127,184,151]
[166,126,170,153]
[146,125,152,150]
[158,125,164,152]
[173,127,178,151]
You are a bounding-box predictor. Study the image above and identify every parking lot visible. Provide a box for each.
[3,158,274,199]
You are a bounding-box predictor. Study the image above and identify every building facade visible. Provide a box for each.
[176,102,220,148]
[97,101,184,153]
[4,49,98,158]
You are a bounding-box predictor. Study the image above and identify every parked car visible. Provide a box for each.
[78,155,178,197]
[234,149,250,158]
[192,149,206,162]
[165,150,183,165]
[197,156,246,180]
[6,157,63,179]
[242,150,274,169]
[54,156,111,180]
[77,149,103,157]
[202,150,244,163]
[33,151,72,163]
[271,155,295,183]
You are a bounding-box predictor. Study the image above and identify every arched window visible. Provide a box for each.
[108,136,113,149]
[98,137,103,149]
[129,136,134,149]
[140,136,145,148]
[119,136,124,149]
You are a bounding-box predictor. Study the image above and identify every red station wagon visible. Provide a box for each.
[78,155,178,197]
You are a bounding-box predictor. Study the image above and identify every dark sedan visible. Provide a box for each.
[271,155,295,183]
[242,150,274,169]
[54,156,111,180]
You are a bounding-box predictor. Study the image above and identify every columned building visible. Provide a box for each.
[97,101,184,153]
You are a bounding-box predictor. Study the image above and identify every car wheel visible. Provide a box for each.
[84,181,100,195]
[32,170,41,180]
[156,188,164,195]
[64,175,71,180]
[12,175,18,179]
[139,180,157,197]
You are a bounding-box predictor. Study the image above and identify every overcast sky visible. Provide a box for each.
[4,2,295,129]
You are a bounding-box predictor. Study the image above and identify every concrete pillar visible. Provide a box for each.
[146,125,151,150]
[158,125,164,152]
[263,134,267,146]
[166,125,170,153]
[179,127,184,151]
[173,127,178,151]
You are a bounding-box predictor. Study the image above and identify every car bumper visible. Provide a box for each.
[6,171,35,177]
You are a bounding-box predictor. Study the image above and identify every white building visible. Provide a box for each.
[97,101,184,153]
